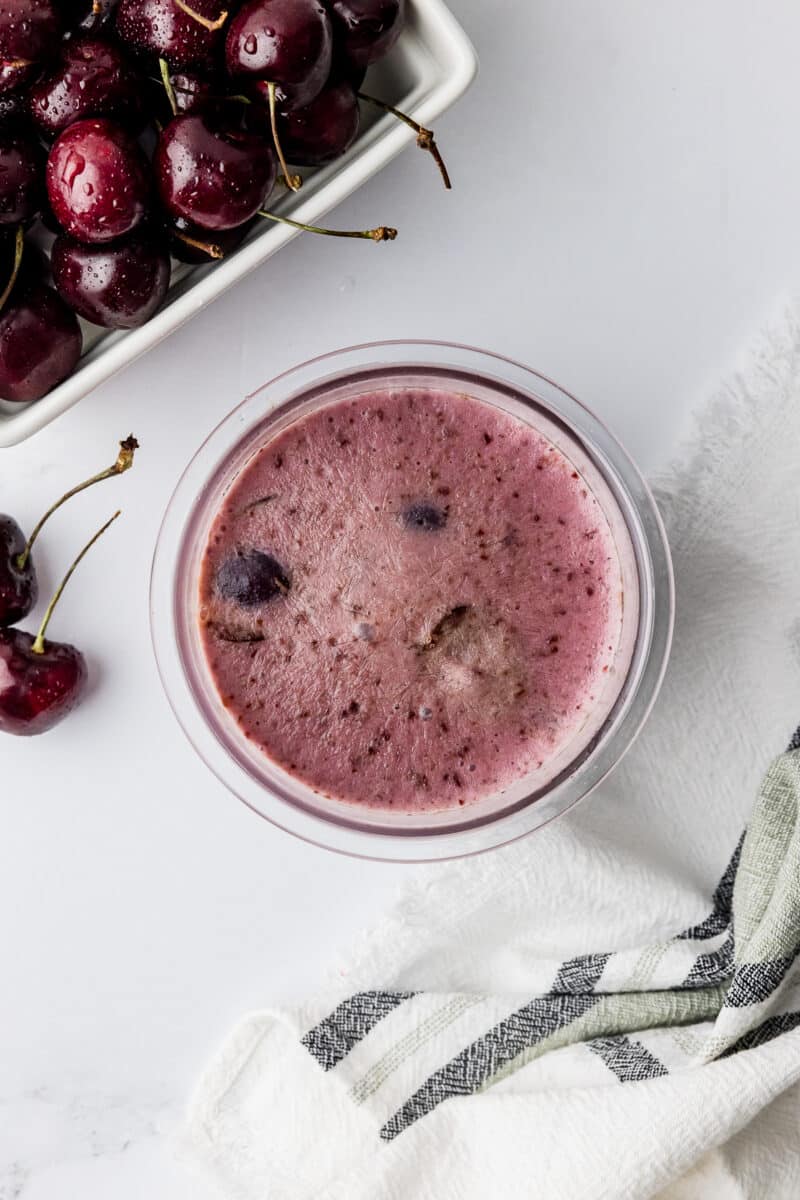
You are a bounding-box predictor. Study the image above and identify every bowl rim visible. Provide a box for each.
[150,340,674,862]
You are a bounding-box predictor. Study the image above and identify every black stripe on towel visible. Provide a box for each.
[380,993,599,1141]
[587,1035,669,1082]
[678,837,743,941]
[550,954,611,995]
[720,1010,800,1057]
[723,959,796,1008]
[680,930,735,989]
[301,991,414,1072]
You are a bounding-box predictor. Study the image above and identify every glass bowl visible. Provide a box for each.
[150,342,674,861]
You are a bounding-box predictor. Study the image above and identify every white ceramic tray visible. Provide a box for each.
[0,0,477,448]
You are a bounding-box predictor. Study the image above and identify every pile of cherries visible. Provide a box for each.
[0,0,444,405]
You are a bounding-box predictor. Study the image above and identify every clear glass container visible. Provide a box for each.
[150,342,674,861]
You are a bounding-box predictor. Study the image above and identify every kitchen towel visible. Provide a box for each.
[185,304,800,1200]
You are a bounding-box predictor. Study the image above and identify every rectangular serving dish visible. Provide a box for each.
[0,0,477,448]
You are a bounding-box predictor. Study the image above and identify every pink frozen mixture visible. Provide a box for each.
[199,388,624,812]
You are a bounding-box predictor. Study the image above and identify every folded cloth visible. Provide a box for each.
[185,306,800,1200]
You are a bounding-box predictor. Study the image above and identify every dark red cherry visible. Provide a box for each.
[51,231,170,329]
[116,0,227,69]
[46,118,150,242]
[225,0,333,111]
[0,516,37,626]
[0,129,46,224]
[155,113,276,231]
[0,282,82,403]
[30,37,143,137]
[0,509,121,737]
[0,628,87,735]
[327,0,404,68]
[166,213,253,262]
[279,78,358,165]
[0,0,62,94]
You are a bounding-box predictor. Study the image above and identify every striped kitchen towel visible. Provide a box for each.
[305,743,800,1135]
[185,307,800,1200]
[190,749,800,1200]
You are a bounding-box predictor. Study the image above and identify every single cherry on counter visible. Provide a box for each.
[0,511,120,736]
[0,436,138,626]
[0,627,88,735]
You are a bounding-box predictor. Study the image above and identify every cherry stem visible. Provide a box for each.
[174,0,228,31]
[17,435,138,572]
[2,57,33,70]
[159,57,178,117]
[358,92,452,190]
[0,227,23,315]
[93,0,102,12]
[258,210,397,242]
[266,82,300,193]
[33,512,120,655]
[174,228,224,259]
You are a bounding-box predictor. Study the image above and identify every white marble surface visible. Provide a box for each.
[3,1,800,1195]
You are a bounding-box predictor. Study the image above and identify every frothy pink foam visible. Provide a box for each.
[199,388,625,812]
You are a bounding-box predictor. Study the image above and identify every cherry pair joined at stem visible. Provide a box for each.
[0,512,121,736]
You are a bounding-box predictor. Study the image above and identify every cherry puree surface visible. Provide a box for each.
[199,388,625,812]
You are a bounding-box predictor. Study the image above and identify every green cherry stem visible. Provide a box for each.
[32,511,121,655]
[357,92,452,190]
[0,227,24,314]
[266,82,301,193]
[257,209,397,241]
[17,436,138,572]
[159,57,178,117]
